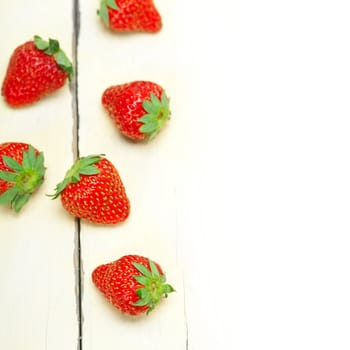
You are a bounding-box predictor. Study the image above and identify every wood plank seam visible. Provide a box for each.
[71,0,83,349]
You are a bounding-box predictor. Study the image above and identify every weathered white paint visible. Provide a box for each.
[1,1,350,349]
[0,1,78,349]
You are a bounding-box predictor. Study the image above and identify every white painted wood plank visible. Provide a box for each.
[77,1,187,349]
[0,1,79,349]
[1,0,348,349]
[78,0,350,349]
[176,1,350,350]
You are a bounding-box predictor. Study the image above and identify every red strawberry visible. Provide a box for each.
[0,142,46,212]
[98,0,162,33]
[102,81,170,141]
[50,154,130,224]
[92,255,174,316]
[2,35,73,107]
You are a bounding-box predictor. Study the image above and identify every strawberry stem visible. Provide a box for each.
[133,259,175,314]
[0,145,46,212]
[139,90,170,140]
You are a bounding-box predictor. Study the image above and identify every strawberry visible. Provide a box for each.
[50,154,130,224]
[2,35,73,107]
[0,142,46,212]
[92,255,174,316]
[102,81,170,141]
[98,0,162,33]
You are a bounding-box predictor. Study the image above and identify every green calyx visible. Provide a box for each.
[98,0,119,27]
[34,35,73,80]
[133,259,175,314]
[0,145,46,212]
[49,155,103,200]
[139,91,171,140]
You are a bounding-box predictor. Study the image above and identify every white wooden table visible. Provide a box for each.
[1,1,350,349]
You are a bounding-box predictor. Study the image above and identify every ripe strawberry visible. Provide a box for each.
[98,0,162,33]
[102,81,170,141]
[2,35,73,107]
[50,154,130,224]
[92,255,174,316]
[0,142,46,212]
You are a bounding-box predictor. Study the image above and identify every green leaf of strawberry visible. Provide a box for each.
[55,50,73,78]
[99,0,119,27]
[33,36,50,50]
[2,156,22,172]
[139,91,170,140]
[132,259,175,313]
[49,154,103,199]
[34,35,73,79]
[0,144,46,212]
[0,172,18,182]
[44,39,60,55]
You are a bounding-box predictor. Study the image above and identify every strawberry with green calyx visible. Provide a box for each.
[139,91,170,139]
[92,255,175,316]
[2,35,73,106]
[0,142,46,212]
[102,80,170,141]
[33,36,73,78]
[98,0,162,33]
[49,154,130,224]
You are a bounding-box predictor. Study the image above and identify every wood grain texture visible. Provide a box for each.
[77,1,187,348]
[0,1,78,349]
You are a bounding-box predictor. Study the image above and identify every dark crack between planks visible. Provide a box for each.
[71,0,83,349]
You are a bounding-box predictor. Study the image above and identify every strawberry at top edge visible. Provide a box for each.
[98,0,162,33]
